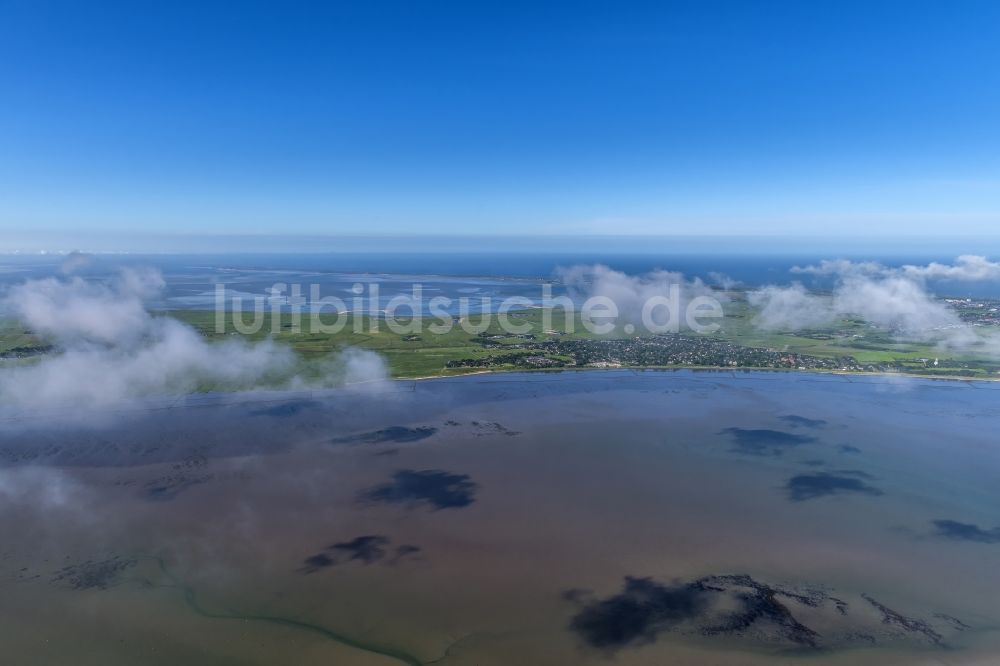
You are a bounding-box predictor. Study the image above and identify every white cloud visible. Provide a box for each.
[335,346,391,386]
[5,267,164,347]
[0,267,388,416]
[707,271,740,290]
[791,259,885,278]
[747,283,831,330]
[751,257,1000,354]
[792,255,1000,282]
[59,251,96,275]
[0,466,91,514]
[831,274,958,334]
[900,255,1000,282]
[556,263,723,328]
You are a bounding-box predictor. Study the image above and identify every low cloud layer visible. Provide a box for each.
[0,267,387,414]
[0,465,87,510]
[751,257,1000,354]
[556,264,725,330]
[902,255,1000,281]
[747,283,832,331]
[793,255,1000,283]
[558,264,719,310]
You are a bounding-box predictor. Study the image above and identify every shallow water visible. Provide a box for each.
[2,370,999,665]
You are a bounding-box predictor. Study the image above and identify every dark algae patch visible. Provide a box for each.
[719,428,817,456]
[784,471,884,502]
[469,421,521,436]
[693,575,820,648]
[299,536,421,573]
[329,535,390,563]
[332,426,438,445]
[249,400,322,418]
[359,469,478,510]
[567,573,965,654]
[52,556,137,590]
[388,544,422,565]
[931,519,1000,544]
[142,454,215,501]
[568,576,709,650]
[145,474,212,501]
[862,594,943,645]
[779,415,827,429]
[300,552,336,573]
[568,574,820,652]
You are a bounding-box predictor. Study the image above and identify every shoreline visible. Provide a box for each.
[400,364,1000,385]
[2,366,995,424]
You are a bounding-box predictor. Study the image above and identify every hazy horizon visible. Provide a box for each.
[4,231,1000,256]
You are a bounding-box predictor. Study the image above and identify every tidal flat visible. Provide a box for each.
[1,370,999,665]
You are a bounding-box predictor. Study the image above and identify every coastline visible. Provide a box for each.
[400,364,1000,385]
[2,366,995,425]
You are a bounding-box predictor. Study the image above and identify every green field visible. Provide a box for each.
[170,308,600,378]
[3,298,998,381]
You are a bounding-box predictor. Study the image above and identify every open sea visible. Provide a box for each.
[2,251,1000,315]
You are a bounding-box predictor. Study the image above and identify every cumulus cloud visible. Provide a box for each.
[0,267,388,415]
[0,466,85,509]
[792,255,1000,282]
[707,271,740,290]
[747,283,830,330]
[59,251,96,275]
[312,346,391,392]
[790,259,885,278]
[900,255,1000,282]
[556,264,724,331]
[6,267,165,347]
[832,274,960,334]
[751,257,999,354]
[0,466,105,542]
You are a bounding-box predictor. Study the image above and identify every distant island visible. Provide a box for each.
[5,290,998,383]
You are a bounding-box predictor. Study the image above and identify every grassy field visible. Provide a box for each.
[171,308,601,378]
[149,305,1000,378]
[0,319,50,357]
[716,308,942,364]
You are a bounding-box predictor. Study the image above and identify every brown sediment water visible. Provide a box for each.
[1,370,999,665]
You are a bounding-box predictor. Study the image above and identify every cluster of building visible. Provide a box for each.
[448,335,867,372]
[950,298,1000,326]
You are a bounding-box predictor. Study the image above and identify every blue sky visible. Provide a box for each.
[2,0,999,246]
